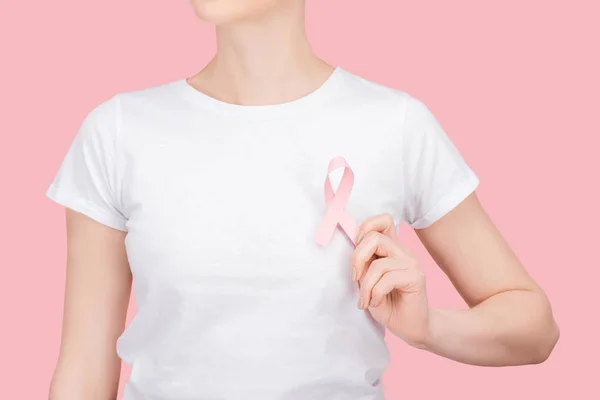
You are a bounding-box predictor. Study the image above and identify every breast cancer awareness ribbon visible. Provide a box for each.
[314,156,359,247]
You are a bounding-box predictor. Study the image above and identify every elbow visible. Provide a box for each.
[497,288,560,366]
[529,318,560,364]
[525,293,560,365]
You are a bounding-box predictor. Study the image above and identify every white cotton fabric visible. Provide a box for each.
[46,67,479,400]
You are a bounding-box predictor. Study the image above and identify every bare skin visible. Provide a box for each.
[50,210,130,400]
[353,193,558,366]
[49,0,559,398]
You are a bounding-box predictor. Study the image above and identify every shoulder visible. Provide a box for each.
[114,78,188,113]
[335,67,431,123]
[74,79,184,150]
[337,68,409,105]
[81,78,180,119]
[82,79,189,143]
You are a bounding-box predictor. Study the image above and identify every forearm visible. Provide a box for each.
[418,289,559,366]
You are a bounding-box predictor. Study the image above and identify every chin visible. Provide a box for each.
[190,0,283,25]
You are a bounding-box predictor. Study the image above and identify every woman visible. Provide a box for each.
[46,1,559,399]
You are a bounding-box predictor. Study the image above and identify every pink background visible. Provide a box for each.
[2,0,599,399]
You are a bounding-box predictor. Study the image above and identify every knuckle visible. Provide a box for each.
[368,258,385,274]
[371,286,383,299]
[362,263,383,286]
[378,259,392,275]
[364,230,380,242]
[350,250,362,268]
[361,284,372,299]
[382,212,395,224]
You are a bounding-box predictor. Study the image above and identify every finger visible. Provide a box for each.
[356,213,398,243]
[351,231,405,282]
[352,253,376,282]
[357,257,402,310]
[369,268,426,309]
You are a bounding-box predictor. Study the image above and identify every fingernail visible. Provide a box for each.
[351,267,357,281]
[357,296,363,309]
[356,230,364,244]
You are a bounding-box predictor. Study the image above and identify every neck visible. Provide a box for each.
[188,1,334,106]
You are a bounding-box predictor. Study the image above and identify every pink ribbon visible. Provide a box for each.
[314,156,359,247]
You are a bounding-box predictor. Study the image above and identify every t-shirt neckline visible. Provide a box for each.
[177,66,346,117]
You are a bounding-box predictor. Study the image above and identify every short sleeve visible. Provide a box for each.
[401,95,480,229]
[45,95,128,232]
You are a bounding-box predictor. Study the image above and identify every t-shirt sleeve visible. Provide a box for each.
[45,95,128,232]
[401,95,480,229]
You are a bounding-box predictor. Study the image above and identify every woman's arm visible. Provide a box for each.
[49,209,131,400]
[415,192,559,366]
[353,192,559,367]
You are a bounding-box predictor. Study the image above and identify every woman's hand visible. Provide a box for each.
[351,195,559,366]
[351,213,430,348]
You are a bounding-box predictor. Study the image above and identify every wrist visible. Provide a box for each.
[389,307,436,351]
[419,307,443,352]
[419,307,469,354]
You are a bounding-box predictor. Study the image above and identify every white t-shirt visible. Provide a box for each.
[46,66,479,400]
